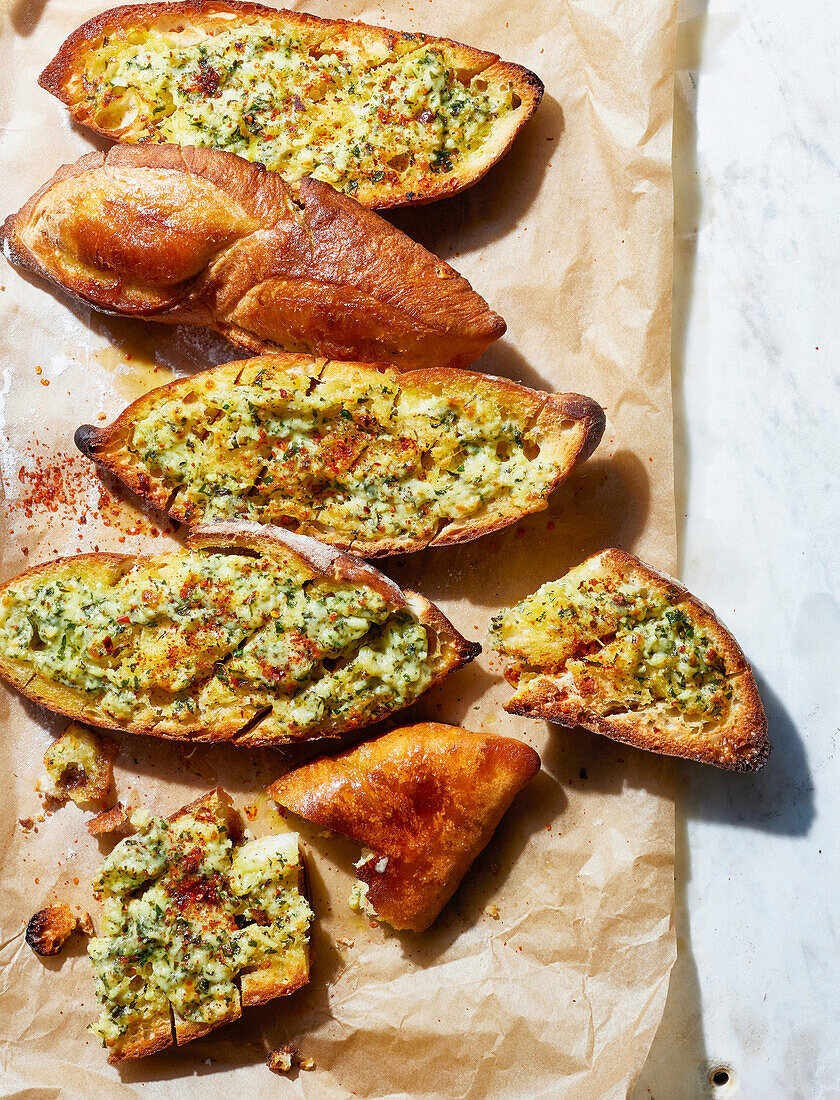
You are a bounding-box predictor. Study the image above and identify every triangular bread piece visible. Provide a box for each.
[267,723,540,933]
[489,549,769,771]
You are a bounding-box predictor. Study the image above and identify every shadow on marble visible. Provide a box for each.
[670,17,704,577]
[677,671,814,838]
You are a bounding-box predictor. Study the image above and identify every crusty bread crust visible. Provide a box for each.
[101,788,310,1061]
[0,524,479,744]
[498,549,770,772]
[38,1,543,209]
[74,354,606,557]
[2,145,505,371]
[267,722,540,932]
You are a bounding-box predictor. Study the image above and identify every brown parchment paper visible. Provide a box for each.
[0,0,678,1096]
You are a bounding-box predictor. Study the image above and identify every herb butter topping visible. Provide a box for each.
[0,547,433,737]
[489,575,734,721]
[75,25,514,195]
[89,803,311,1044]
[126,364,556,546]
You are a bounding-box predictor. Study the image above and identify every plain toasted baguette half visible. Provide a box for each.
[2,144,505,371]
[0,523,479,744]
[268,722,540,932]
[489,549,769,771]
[74,354,606,557]
[89,787,311,1062]
[38,1,543,209]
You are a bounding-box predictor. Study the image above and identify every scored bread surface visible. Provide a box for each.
[490,549,769,771]
[0,523,479,744]
[75,355,606,557]
[2,145,505,371]
[89,788,311,1061]
[38,1,543,208]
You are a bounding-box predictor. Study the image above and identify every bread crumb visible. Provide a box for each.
[267,1046,294,1074]
[36,724,118,806]
[300,1057,316,1070]
[336,937,355,948]
[87,802,130,836]
[487,904,500,920]
[26,903,94,956]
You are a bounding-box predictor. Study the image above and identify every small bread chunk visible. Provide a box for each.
[489,549,769,771]
[35,724,118,804]
[88,788,312,1062]
[267,1046,294,1074]
[87,802,129,837]
[268,723,540,932]
[0,524,478,745]
[2,145,505,372]
[26,903,93,956]
[75,356,605,557]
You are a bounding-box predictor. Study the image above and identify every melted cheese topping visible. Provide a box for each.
[0,548,434,735]
[127,366,555,546]
[89,805,311,1045]
[489,575,733,720]
[75,24,514,196]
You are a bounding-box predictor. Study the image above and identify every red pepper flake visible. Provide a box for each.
[4,437,172,538]
[40,379,50,386]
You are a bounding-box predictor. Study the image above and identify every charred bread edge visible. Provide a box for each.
[0,524,479,739]
[37,0,544,209]
[74,356,606,557]
[499,548,770,772]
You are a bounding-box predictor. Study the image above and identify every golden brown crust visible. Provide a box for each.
[37,1,543,209]
[0,526,477,744]
[499,549,770,772]
[2,145,505,371]
[74,355,605,557]
[268,722,540,932]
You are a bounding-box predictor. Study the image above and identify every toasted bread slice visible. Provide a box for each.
[268,722,540,932]
[88,787,311,1062]
[489,549,769,771]
[0,523,478,744]
[1,145,505,371]
[38,1,543,209]
[75,355,605,557]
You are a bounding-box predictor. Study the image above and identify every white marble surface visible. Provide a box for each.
[633,2,840,1097]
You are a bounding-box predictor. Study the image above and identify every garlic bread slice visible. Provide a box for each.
[75,355,605,557]
[89,788,312,1062]
[2,145,505,371]
[268,723,540,932]
[38,1,542,209]
[0,523,478,743]
[489,549,769,771]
